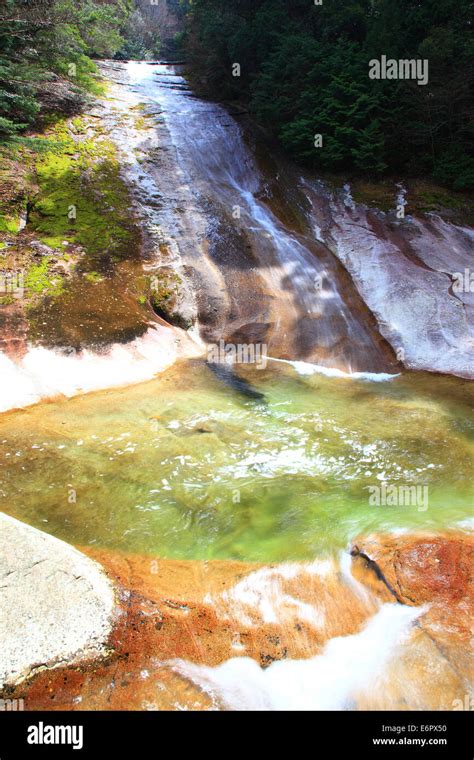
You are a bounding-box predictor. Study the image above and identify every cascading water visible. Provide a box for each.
[123,62,396,372]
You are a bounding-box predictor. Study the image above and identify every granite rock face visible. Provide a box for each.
[305,183,474,379]
[0,513,115,689]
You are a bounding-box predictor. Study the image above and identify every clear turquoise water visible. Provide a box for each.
[0,360,472,561]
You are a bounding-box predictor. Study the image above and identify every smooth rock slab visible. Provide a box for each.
[7,546,467,710]
[326,204,474,379]
[304,181,474,379]
[0,513,115,688]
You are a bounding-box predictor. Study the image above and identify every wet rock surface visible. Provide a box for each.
[101,62,398,373]
[3,533,470,711]
[305,183,474,379]
[2,548,385,710]
[103,61,473,379]
[351,531,474,686]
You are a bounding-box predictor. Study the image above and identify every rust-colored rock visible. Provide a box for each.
[3,535,471,711]
[351,532,474,686]
[2,550,383,711]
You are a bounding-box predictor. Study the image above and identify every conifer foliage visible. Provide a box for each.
[184,0,473,187]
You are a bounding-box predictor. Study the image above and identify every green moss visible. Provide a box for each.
[150,275,178,309]
[148,270,190,329]
[25,257,64,297]
[405,180,474,226]
[418,190,464,211]
[70,117,87,134]
[134,116,148,130]
[320,174,474,226]
[40,235,68,250]
[0,151,28,237]
[349,179,396,212]
[0,295,15,305]
[0,214,21,234]
[83,270,103,283]
[29,118,140,268]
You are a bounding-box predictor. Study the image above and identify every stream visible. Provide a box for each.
[0,62,472,711]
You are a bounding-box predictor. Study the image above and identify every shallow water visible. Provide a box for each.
[173,603,425,710]
[0,360,472,561]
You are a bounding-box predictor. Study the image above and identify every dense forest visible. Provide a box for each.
[184,0,474,189]
[0,0,168,142]
[0,0,129,140]
[1,0,473,189]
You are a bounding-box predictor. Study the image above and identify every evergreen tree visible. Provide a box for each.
[185,0,474,188]
[0,0,129,141]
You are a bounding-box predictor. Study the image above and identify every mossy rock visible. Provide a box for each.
[25,257,64,298]
[148,270,190,329]
[29,118,141,268]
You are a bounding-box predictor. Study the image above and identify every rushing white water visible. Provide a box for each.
[0,332,398,415]
[0,61,396,415]
[2,59,470,417]
[205,560,334,628]
[122,62,394,371]
[172,603,424,710]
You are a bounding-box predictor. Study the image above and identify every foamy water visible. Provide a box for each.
[205,560,335,628]
[0,339,397,416]
[0,325,203,413]
[173,603,424,710]
[268,356,400,382]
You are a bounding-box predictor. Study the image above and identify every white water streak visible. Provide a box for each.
[173,603,424,710]
[268,356,400,382]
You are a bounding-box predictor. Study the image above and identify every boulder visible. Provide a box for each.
[0,513,115,689]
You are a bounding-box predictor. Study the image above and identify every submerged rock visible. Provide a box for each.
[207,361,265,399]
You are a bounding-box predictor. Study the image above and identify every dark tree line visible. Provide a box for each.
[1,0,472,189]
[183,0,474,189]
[0,0,168,140]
